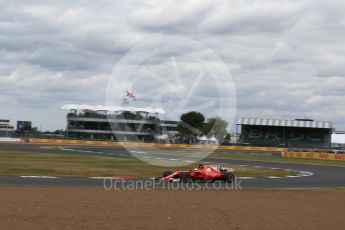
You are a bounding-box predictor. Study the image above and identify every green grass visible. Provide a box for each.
[0,150,296,177]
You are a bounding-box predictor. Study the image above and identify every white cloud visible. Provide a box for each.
[128,0,216,32]
[199,0,308,33]
[272,42,292,61]
[1,0,345,130]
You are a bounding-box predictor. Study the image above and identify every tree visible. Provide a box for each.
[31,127,39,133]
[224,133,231,141]
[202,117,229,141]
[177,111,205,136]
[54,129,64,135]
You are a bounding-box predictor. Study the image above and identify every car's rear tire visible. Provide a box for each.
[179,172,191,182]
[223,172,234,183]
[163,170,173,177]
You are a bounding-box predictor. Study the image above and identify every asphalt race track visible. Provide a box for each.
[1,142,345,188]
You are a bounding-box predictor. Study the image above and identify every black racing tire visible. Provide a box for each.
[163,170,173,178]
[179,172,192,183]
[223,172,234,183]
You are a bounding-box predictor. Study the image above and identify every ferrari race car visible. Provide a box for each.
[161,164,235,183]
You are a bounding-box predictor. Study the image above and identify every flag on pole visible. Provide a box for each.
[122,97,129,104]
[126,91,136,100]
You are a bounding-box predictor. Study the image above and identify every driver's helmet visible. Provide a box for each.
[198,164,205,169]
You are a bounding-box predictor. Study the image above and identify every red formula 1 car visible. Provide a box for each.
[161,164,235,183]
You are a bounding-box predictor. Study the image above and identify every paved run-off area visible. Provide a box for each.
[0,186,345,230]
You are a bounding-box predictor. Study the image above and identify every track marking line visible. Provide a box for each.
[131,151,147,154]
[20,176,58,179]
[297,171,314,176]
[90,177,112,179]
[142,156,151,159]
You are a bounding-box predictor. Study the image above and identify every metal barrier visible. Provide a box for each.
[283,151,345,161]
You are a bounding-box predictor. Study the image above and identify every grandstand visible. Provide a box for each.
[237,118,333,149]
[63,105,177,142]
[0,119,14,137]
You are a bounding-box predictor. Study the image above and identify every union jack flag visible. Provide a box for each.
[126,91,136,100]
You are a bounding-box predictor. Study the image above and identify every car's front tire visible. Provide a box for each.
[223,172,234,183]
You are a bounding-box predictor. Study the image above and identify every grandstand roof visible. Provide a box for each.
[62,104,165,114]
[237,118,332,129]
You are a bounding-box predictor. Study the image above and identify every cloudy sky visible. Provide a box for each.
[1,0,345,131]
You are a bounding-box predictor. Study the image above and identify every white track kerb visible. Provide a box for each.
[105,35,237,167]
